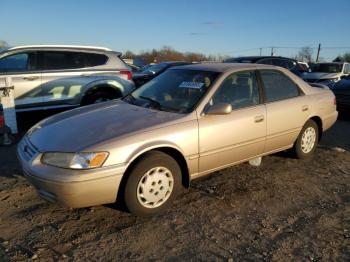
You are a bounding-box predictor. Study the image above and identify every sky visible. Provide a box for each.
[1,0,350,61]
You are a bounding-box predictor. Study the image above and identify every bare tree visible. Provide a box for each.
[123,46,226,64]
[334,52,350,63]
[297,46,313,62]
[122,50,136,59]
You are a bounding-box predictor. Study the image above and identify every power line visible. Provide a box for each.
[228,46,350,53]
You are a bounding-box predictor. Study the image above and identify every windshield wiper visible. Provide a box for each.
[139,96,162,108]
[122,93,136,103]
[139,96,180,113]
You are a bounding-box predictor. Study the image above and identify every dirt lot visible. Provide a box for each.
[0,112,350,261]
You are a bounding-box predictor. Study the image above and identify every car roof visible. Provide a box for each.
[3,45,121,56]
[226,56,296,62]
[8,45,112,51]
[171,62,272,72]
[315,62,345,65]
[158,61,192,65]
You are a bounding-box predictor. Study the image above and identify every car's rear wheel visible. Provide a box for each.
[83,91,117,105]
[124,151,182,217]
[292,119,319,158]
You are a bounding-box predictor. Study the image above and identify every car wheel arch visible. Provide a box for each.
[122,145,190,191]
[301,116,323,142]
[80,83,123,105]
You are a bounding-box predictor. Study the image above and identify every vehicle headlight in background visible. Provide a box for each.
[321,78,339,88]
[41,152,109,169]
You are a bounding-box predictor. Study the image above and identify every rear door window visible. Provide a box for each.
[38,51,83,70]
[38,51,108,71]
[259,70,300,102]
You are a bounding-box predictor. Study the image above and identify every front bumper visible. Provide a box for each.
[17,138,127,208]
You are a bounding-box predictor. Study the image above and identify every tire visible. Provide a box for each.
[83,91,116,105]
[124,151,182,217]
[292,119,319,159]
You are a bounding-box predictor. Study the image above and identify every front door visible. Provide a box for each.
[198,70,266,173]
[0,51,42,109]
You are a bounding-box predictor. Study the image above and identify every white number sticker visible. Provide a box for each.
[179,81,204,89]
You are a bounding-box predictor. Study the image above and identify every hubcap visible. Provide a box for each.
[136,166,174,208]
[301,127,316,154]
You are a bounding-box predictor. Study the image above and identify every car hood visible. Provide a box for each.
[27,100,184,152]
[303,72,340,80]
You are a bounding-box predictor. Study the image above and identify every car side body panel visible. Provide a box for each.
[198,104,266,173]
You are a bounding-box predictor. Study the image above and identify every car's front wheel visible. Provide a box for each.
[124,151,182,217]
[292,119,319,158]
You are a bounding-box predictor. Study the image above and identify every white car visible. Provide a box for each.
[303,62,350,87]
[0,45,134,111]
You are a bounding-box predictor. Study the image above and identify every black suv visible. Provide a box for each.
[133,61,193,87]
[224,56,307,77]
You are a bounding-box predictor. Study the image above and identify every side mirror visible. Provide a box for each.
[206,103,232,115]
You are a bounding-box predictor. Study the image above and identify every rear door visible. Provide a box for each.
[38,51,109,106]
[258,69,310,153]
[0,51,42,109]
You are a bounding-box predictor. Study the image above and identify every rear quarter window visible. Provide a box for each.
[83,53,108,67]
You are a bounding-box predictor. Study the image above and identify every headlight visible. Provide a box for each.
[321,78,338,83]
[41,152,109,169]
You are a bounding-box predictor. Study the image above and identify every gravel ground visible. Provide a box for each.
[0,112,349,261]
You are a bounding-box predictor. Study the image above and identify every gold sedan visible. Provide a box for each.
[18,63,338,216]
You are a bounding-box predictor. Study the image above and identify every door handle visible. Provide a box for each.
[302,105,309,111]
[23,76,39,81]
[254,115,264,123]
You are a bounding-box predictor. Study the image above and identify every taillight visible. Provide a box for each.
[0,113,4,128]
[120,70,132,80]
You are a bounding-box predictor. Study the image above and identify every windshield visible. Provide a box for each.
[123,69,220,113]
[311,63,343,73]
[141,63,168,74]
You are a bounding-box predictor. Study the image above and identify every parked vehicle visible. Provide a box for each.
[224,56,308,76]
[18,63,337,217]
[127,63,142,73]
[0,45,134,111]
[133,61,193,87]
[332,75,350,110]
[297,61,309,72]
[303,62,350,87]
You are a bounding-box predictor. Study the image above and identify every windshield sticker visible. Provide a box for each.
[179,81,204,89]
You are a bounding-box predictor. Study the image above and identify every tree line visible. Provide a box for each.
[122,46,228,64]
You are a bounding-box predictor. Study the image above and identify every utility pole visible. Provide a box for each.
[316,43,321,62]
[271,47,274,56]
[259,48,262,56]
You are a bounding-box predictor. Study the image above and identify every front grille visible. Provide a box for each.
[20,138,38,161]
